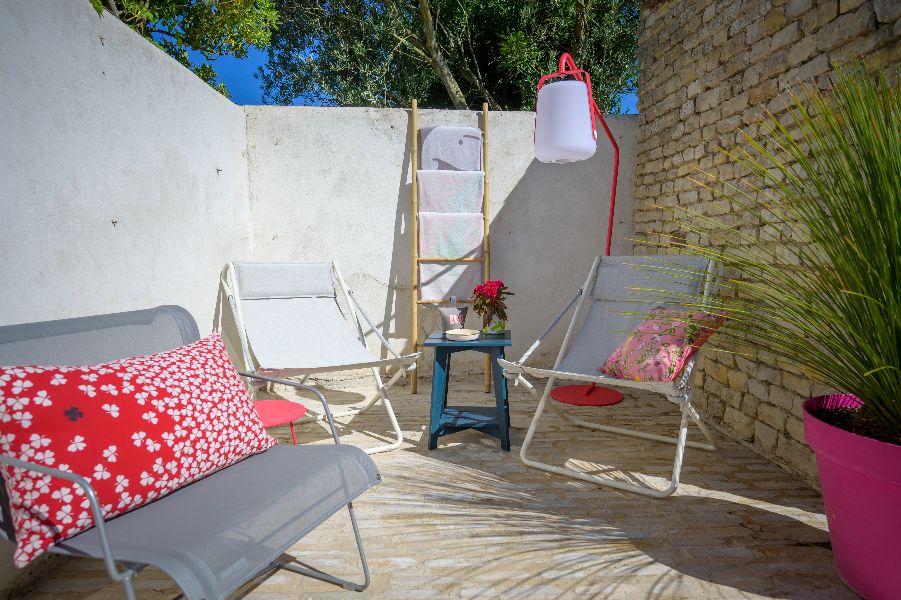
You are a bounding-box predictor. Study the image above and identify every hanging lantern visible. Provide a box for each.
[534,54,598,164]
[533,51,620,258]
[534,81,596,163]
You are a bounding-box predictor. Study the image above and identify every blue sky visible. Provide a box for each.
[199,47,639,113]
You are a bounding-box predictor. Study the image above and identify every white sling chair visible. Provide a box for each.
[498,255,719,497]
[222,261,420,454]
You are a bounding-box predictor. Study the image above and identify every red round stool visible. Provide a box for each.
[253,400,307,445]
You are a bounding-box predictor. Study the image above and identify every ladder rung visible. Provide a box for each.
[416,257,485,262]
[416,299,474,305]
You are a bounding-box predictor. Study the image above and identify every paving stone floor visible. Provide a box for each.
[24,376,853,599]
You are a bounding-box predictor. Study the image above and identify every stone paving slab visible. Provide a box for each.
[22,377,853,599]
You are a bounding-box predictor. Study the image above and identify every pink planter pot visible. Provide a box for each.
[803,395,901,600]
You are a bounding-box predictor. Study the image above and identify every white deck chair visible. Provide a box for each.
[498,255,719,497]
[222,261,420,454]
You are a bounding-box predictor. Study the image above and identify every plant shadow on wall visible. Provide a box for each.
[652,61,900,599]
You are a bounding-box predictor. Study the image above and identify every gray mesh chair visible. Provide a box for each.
[0,306,379,599]
[222,261,420,454]
[499,256,719,497]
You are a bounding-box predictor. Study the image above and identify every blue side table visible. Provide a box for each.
[423,331,512,451]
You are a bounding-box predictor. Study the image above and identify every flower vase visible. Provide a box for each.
[482,314,506,335]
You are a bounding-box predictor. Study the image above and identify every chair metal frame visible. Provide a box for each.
[498,255,719,498]
[222,261,420,455]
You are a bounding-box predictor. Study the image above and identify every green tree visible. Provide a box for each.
[89,0,279,96]
[259,0,638,112]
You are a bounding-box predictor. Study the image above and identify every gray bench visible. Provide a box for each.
[0,306,380,599]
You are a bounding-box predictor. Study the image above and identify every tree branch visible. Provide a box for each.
[573,0,593,63]
[417,0,467,108]
[105,0,120,19]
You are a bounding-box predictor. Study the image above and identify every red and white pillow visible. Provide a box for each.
[0,333,275,567]
[599,307,723,382]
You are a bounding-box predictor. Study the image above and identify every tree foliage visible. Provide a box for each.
[259,0,638,112]
[89,0,279,96]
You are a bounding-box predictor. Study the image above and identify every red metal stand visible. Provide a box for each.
[539,53,623,404]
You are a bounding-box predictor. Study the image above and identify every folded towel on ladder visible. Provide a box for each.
[416,170,484,213]
[418,212,485,258]
[419,263,483,301]
[420,126,482,171]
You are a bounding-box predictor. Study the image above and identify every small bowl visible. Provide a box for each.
[445,328,480,341]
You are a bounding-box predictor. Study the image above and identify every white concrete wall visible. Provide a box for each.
[0,0,252,332]
[0,1,251,585]
[245,106,636,372]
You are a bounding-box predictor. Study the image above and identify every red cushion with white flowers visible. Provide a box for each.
[0,333,276,567]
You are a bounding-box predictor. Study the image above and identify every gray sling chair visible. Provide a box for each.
[221,261,420,454]
[0,306,379,599]
[499,255,720,498]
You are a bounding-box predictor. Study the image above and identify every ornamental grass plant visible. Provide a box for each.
[658,61,900,444]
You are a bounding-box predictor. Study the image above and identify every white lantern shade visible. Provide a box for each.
[534,80,597,164]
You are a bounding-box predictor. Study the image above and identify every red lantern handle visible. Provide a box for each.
[535,53,619,256]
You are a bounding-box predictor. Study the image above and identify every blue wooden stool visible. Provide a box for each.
[423,331,512,451]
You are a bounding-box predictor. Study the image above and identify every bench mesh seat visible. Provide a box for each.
[53,444,379,599]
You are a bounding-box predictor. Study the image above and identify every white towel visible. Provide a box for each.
[419,263,482,302]
[418,213,484,258]
[417,170,484,213]
[420,126,482,171]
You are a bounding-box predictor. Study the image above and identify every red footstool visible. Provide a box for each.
[253,400,307,444]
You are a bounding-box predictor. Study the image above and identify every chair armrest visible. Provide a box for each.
[239,372,341,445]
[0,455,136,585]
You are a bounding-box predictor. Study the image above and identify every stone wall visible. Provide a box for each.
[633,0,900,484]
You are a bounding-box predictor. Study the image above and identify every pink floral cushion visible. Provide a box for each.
[598,307,723,382]
[0,333,276,567]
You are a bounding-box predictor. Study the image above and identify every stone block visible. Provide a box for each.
[783,372,812,397]
[734,355,756,373]
[750,36,774,63]
[786,415,806,443]
[724,407,755,440]
[696,87,721,112]
[746,20,765,45]
[801,0,839,34]
[816,3,875,51]
[875,0,901,22]
[741,394,760,415]
[786,0,813,19]
[754,421,778,451]
[757,365,782,386]
[764,8,788,35]
[771,21,801,52]
[839,0,866,13]
[787,35,818,66]
[704,3,716,22]
[758,403,786,429]
[747,378,769,401]
[749,78,779,105]
[727,369,749,390]
[680,98,695,117]
[769,385,797,410]
[742,64,762,89]
[687,80,703,98]
[797,53,830,81]
[775,433,813,468]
